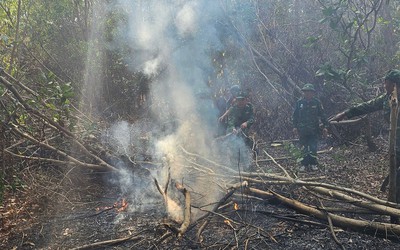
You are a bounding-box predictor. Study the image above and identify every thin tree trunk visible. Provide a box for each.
[8,0,21,74]
[389,85,399,222]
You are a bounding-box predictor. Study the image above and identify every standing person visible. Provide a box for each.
[293,84,329,171]
[217,85,241,136]
[219,91,255,146]
[331,69,400,183]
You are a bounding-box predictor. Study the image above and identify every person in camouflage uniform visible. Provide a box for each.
[216,85,241,137]
[331,69,400,178]
[293,83,329,171]
[219,91,254,146]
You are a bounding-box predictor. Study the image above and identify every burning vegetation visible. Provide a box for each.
[1,67,400,248]
[1,0,400,249]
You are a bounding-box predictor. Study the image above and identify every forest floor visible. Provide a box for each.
[1,134,400,249]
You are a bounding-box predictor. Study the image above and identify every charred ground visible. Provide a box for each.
[1,133,400,250]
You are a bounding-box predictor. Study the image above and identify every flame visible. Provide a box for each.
[234,203,239,210]
[116,198,128,212]
[96,198,128,213]
[224,219,232,226]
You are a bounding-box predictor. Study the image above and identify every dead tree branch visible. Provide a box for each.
[8,123,117,171]
[262,149,291,178]
[71,235,143,250]
[319,200,346,250]
[308,186,400,218]
[0,72,119,172]
[266,189,400,238]
[194,181,248,243]
[175,182,191,237]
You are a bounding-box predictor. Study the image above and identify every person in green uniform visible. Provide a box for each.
[293,83,329,171]
[331,69,400,176]
[219,91,254,146]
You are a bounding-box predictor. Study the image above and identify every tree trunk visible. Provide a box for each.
[389,85,399,222]
[8,0,21,74]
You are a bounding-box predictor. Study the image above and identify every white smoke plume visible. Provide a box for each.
[97,0,254,220]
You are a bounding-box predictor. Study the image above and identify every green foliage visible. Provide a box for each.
[16,113,28,125]
[0,0,398,175]
[284,142,304,164]
[34,69,75,120]
[77,120,98,141]
[315,64,348,82]
[332,152,345,163]
[377,16,390,25]
[0,172,26,204]
[8,175,25,191]
[308,0,400,99]
[319,5,341,29]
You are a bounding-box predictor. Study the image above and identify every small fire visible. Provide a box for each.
[234,203,239,210]
[96,198,128,213]
[224,219,233,227]
[115,198,128,212]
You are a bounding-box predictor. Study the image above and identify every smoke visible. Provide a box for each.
[95,0,255,219]
[107,121,132,155]
[82,1,108,116]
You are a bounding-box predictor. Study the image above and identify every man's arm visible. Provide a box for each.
[331,94,386,121]
[344,94,386,119]
[218,107,232,122]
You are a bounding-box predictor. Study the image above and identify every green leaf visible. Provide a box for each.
[46,102,57,110]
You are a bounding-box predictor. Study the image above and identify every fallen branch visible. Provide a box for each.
[4,149,102,169]
[308,186,400,218]
[71,235,143,250]
[255,156,292,162]
[268,189,400,238]
[0,75,119,172]
[0,76,73,137]
[271,139,299,144]
[328,116,366,124]
[150,231,173,250]
[194,181,248,243]
[319,200,345,250]
[239,172,400,209]
[184,159,215,174]
[9,123,116,171]
[262,149,291,178]
[252,209,328,228]
[179,145,237,174]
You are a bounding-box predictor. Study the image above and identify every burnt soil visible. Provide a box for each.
[1,135,400,249]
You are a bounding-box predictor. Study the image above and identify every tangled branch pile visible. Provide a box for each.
[0,70,119,173]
